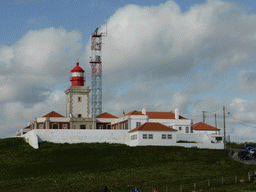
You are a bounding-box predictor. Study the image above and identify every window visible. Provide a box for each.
[80,125,86,129]
[143,134,147,139]
[190,126,193,133]
[162,134,166,139]
[136,122,141,127]
[186,127,189,133]
[74,125,76,129]
[179,127,182,131]
[90,125,92,129]
[168,134,172,139]
[52,124,59,129]
[131,135,137,140]
[149,134,153,139]
[62,124,67,129]
[78,114,82,118]
[107,125,111,129]
[78,97,82,102]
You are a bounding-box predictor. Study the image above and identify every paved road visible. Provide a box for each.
[229,149,256,165]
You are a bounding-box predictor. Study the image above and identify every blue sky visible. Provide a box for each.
[1,0,256,142]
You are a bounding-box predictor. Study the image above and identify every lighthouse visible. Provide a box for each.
[65,62,93,129]
[70,62,85,86]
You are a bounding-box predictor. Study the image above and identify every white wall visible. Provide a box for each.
[177,133,206,143]
[194,130,220,135]
[23,130,39,149]
[23,130,224,150]
[174,143,224,149]
[130,115,148,130]
[72,94,88,118]
[129,133,139,146]
[24,129,130,149]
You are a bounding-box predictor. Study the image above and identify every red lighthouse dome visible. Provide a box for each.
[70,62,85,86]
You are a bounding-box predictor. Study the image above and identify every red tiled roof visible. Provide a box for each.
[129,122,178,133]
[25,125,30,129]
[43,111,65,118]
[96,112,118,118]
[146,112,187,119]
[122,110,187,119]
[193,122,221,131]
[122,110,143,117]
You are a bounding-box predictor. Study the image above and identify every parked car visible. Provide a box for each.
[238,149,249,160]
[249,148,256,155]
[243,143,253,149]
[246,146,254,153]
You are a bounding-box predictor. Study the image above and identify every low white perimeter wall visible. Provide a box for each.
[23,130,39,149]
[24,129,130,149]
[174,143,224,149]
[177,133,213,143]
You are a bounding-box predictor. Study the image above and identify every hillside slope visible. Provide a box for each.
[0,137,255,192]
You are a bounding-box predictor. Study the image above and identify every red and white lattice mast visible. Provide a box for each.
[90,26,107,120]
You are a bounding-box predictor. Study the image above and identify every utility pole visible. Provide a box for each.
[215,114,217,134]
[223,106,226,149]
[202,111,207,123]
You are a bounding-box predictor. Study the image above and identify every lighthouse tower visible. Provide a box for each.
[65,62,93,129]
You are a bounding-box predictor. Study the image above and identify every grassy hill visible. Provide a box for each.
[0,137,256,192]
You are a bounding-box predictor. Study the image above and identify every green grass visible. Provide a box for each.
[0,137,256,192]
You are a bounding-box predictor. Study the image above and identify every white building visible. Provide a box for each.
[129,122,178,146]
[110,108,192,133]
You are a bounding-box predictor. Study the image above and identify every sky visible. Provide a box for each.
[1,0,256,142]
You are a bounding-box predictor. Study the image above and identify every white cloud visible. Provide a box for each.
[1,90,66,138]
[237,70,256,94]
[94,0,256,86]
[0,46,14,68]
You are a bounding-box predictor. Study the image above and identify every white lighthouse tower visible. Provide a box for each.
[65,62,93,129]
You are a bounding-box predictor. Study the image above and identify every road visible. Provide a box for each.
[229,148,256,165]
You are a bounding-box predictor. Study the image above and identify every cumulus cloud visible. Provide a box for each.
[0,27,83,137]
[1,90,66,138]
[0,27,83,105]
[98,0,256,85]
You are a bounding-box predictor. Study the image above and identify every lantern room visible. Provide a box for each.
[70,62,85,86]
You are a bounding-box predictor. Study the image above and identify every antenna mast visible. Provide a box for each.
[90,24,107,127]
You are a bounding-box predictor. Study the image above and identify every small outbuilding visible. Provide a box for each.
[128,122,178,146]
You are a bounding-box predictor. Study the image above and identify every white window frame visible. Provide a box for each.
[168,134,172,139]
[186,127,189,133]
[162,134,166,139]
[136,122,141,127]
[149,134,153,139]
[143,134,147,139]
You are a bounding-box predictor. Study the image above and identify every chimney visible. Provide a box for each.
[175,108,179,119]
[142,108,146,115]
